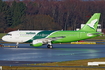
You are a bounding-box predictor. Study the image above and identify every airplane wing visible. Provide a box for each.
[36,36,65,43]
[31,36,65,47]
[46,36,65,41]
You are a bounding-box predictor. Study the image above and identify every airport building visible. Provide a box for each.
[76,24,102,32]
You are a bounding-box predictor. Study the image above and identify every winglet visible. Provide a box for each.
[79,13,101,32]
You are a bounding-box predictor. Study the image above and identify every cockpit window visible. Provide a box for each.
[6,34,12,36]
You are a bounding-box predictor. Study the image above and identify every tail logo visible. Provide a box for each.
[87,19,98,29]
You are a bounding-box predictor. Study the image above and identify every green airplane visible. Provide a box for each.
[2,13,101,48]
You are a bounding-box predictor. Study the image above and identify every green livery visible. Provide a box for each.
[30,13,101,48]
[2,13,102,48]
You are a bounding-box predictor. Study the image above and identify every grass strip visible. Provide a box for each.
[3,57,105,70]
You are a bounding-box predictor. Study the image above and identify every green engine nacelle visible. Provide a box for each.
[30,43,43,47]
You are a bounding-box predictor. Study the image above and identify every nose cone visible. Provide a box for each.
[2,36,8,42]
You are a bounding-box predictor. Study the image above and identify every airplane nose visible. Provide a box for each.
[2,36,7,41]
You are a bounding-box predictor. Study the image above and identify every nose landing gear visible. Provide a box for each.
[16,42,19,48]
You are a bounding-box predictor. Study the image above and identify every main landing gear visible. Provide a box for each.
[47,45,53,49]
[47,42,53,49]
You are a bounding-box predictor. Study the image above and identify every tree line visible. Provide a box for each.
[0,0,105,33]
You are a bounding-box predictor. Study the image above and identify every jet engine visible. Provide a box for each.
[30,40,43,47]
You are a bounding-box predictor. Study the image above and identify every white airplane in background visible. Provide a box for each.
[2,13,102,48]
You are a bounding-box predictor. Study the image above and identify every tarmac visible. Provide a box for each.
[0,43,105,66]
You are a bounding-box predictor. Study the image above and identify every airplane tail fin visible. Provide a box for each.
[79,13,101,32]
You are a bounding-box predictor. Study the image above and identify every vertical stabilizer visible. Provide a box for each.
[79,13,101,32]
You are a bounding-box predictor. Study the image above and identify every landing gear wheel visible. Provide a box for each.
[16,42,19,48]
[47,45,53,49]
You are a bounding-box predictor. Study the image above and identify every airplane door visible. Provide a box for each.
[12,32,20,40]
[79,32,85,39]
[15,33,20,39]
[79,32,83,39]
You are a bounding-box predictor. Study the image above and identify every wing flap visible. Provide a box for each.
[46,36,65,40]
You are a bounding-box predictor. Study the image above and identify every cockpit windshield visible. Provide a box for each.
[6,34,12,36]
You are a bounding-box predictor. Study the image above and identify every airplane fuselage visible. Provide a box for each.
[2,30,100,43]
